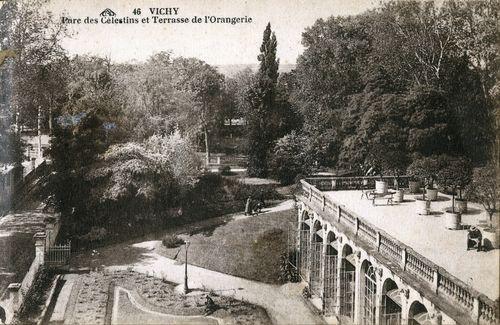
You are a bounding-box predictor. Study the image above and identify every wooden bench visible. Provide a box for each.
[363,190,394,206]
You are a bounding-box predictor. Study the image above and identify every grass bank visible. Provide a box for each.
[158,207,296,284]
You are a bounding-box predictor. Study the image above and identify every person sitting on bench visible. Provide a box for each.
[467,226,482,251]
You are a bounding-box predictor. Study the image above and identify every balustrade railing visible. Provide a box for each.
[298,179,498,324]
[479,299,497,324]
[305,175,411,191]
[340,209,356,227]
[358,219,377,243]
[438,274,475,310]
[406,252,434,283]
[379,235,403,261]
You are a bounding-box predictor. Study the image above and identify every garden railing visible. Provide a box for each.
[299,177,497,325]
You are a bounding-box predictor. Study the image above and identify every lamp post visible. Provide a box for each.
[183,240,190,294]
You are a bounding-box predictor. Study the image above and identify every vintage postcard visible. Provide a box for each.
[0,0,498,324]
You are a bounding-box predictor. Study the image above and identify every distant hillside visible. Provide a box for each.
[216,63,296,77]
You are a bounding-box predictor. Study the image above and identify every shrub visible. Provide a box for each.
[219,165,232,175]
[79,227,107,243]
[278,251,300,283]
[302,286,311,299]
[15,267,54,322]
[269,132,311,185]
[162,234,184,248]
[224,178,283,202]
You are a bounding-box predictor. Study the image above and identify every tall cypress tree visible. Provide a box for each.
[247,23,279,177]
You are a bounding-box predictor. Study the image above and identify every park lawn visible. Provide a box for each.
[157,208,296,284]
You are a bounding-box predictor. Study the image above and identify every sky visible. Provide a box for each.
[43,0,379,66]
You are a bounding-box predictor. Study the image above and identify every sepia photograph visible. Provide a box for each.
[0,0,498,324]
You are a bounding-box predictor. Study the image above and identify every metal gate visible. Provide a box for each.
[299,229,310,280]
[323,254,338,315]
[340,266,355,320]
[45,242,71,267]
[310,241,323,295]
[363,266,377,325]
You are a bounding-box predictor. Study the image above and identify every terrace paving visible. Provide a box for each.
[324,190,499,301]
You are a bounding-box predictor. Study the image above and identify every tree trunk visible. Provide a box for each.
[48,106,53,134]
[204,128,210,166]
[452,192,455,213]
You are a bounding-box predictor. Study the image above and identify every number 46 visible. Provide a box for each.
[133,8,141,15]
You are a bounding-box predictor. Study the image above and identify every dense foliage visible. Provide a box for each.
[1,0,497,241]
[288,0,497,175]
[246,23,280,177]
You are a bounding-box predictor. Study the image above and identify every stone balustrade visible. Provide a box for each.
[298,178,498,324]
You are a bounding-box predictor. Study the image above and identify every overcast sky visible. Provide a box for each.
[45,0,379,66]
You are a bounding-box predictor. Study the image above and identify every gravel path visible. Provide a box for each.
[108,241,325,325]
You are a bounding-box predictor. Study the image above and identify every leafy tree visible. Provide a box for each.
[225,68,256,119]
[3,0,68,131]
[339,67,410,176]
[114,52,193,140]
[144,130,202,187]
[436,155,472,212]
[406,85,459,157]
[406,155,442,197]
[269,131,311,185]
[172,57,224,165]
[246,23,280,177]
[48,56,119,237]
[468,163,498,227]
[49,111,107,235]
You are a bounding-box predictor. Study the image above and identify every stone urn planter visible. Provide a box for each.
[375,180,388,194]
[425,188,438,201]
[409,181,420,194]
[455,199,467,213]
[416,198,430,215]
[445,209,461,230]
[393,189,404,203]
[481,227,499,250]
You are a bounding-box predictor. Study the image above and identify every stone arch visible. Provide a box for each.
[408,300,430,325]
[340,243,356,320]
[342,243,353,258]
[312,220,323,242]
[309,219,323,295]
[323,230,338,315]
[298,210,311,278]
[360,260,377,325]
[325,231,338,256]
[381,278,402,324]
[301,210,310,222]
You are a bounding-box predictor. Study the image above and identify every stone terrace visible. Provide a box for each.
[325,190,499,300]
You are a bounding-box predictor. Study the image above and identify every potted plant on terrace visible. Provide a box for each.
[468,163,498,249]
[436,156,472,230]
[406,156,441,215]
[407,155,441,201]
[365,142,409,199]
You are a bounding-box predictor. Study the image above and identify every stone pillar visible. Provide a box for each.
[353,252,363,325]
[429,306,443,325]
[401,248,407,270]
[400,289,410,325]
[34,232,47,264]
[321,230,328,312]
[432,268,439,293]
[376,232,381,251]
[335,240,343,317]
[472,297,480,324]
[46,222,55,248]
[374,268,383,325]
[308,219,315,284]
